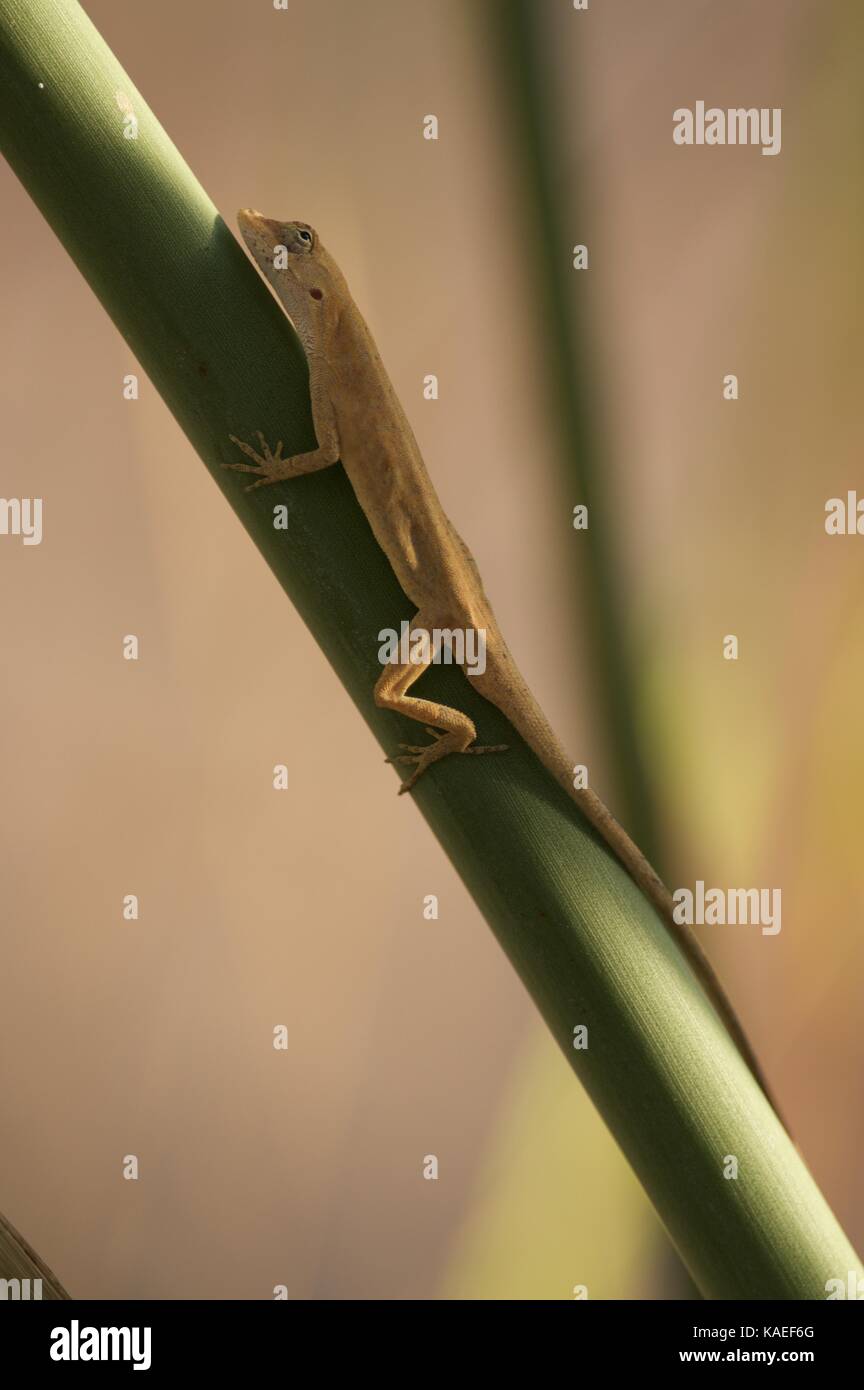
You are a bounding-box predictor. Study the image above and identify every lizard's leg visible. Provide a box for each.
[226,352,341,487]
[224,430,339,489]
[227,374,341,488]
[374,614,507,794]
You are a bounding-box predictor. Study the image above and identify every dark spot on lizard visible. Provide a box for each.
[310,288,323,300]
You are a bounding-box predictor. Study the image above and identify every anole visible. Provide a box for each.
[226,211,784,1125]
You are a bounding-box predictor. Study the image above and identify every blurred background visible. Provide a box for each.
[1,0,862,1298]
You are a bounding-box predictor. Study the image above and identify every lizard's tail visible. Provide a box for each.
[472,646,789,1132]
[574,785,788,1128]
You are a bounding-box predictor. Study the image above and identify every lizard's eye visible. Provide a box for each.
[297,229,312,246]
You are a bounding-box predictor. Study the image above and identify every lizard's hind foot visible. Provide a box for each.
[386,730,508,794]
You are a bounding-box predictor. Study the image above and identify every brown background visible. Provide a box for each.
[1,0,862,1298]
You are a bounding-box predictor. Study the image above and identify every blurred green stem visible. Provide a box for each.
[490,0,659,860]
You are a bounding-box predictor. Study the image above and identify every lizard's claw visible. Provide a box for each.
[386,733,509,793]
[225,434,288,490]
[384,745,428,762]
[255,431,284,460]
[384,729,450,766]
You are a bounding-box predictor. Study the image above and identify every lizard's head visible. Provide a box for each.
[237,210,345,315]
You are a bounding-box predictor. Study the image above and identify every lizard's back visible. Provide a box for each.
[318,265,783,1125]
[328,298,485,612]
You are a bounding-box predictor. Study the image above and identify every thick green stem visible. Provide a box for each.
[0,0,859,1298]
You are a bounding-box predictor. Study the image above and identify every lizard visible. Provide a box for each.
[225,210,785,1127]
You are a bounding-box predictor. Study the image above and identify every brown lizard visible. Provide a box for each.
[225,211,784,1126]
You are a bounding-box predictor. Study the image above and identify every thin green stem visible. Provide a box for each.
[489,0,660,860]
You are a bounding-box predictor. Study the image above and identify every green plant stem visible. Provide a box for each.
[486,0,693,1294]
[0,0,860,1298]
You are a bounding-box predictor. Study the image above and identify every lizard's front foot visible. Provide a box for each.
[225,431,289,490]
[386,729,508,794]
